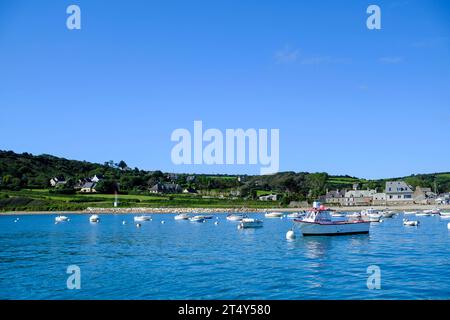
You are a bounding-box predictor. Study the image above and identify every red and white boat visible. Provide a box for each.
[294,204,370,236]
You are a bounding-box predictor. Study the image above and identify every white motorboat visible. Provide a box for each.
[239,218,263,229]
[189,215,205,223]
[174,213,189,220]
[381,211,396,218]
[55,215,69,222]
[264,212,283,218]
[347,212,362,219]
[404,211,417,215]
[134,215,151,222]
[203,215,213,220]
[422,209,440,214]
[367,213,382,222]
[431,208,441,215]
[331,212,345,218]
[361,208,382,222]
[403,219,419,226]
[89,214,100,223]
[439,211,450,217]
[294,206,370,236]
[416,211,431,216]
[226,213,247,221]
[287,212,305,219]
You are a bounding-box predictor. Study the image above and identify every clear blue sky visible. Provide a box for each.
[0,0,449,178]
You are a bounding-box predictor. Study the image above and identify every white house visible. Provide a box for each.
[385,181,414,204]
[259,194,278,201]
[49,177,66,187]
[342,189,376,206]
[80,182,97,193]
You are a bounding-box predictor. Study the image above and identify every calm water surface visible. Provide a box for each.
[0,213,449,299]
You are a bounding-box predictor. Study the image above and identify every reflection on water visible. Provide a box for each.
[0,212,449,299]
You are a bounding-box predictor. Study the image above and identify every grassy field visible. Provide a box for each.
[0,189,279,212]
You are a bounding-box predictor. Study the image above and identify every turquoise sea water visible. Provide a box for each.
[0,213,449,300]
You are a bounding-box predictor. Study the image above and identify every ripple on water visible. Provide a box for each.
[0,213,449,299]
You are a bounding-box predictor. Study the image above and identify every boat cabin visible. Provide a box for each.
[304,209,333,223]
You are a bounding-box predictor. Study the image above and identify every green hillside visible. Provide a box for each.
[1,150,449,211]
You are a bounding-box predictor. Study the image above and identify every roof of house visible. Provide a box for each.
[385,181,413,194]
[345,189,376,198]
[150,183,181,192]
[325,190,345,198]
[82,182,96,189]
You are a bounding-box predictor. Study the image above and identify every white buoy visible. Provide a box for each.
[214,221,219,225]
[122,221,126,225]
[136,223,141,228]
[447,223,450,230]
[286,230,296,240]
[161,220,165,224]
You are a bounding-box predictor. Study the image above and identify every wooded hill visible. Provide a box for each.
[1,150,449,206]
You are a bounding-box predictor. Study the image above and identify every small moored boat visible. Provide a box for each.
[287,212,305,219]
[367,213,382,222]
[381,211,396,218]
[416,212,431,216]
[89,214,100,223]
[331,212,345,218]
[134,215,151,222]
[422,209,440,214]
[174,213,189,220]
[347,212,362,219]
[189,215,205,223]
[361,208,382,222]
[431,208,441,215]
[226,213,247,221]
[403,219,419,226]
[264,212,283,218]
[239,218,263,229]
[55,215,69,222]
[404,211,417,215]
[439,211,450,217]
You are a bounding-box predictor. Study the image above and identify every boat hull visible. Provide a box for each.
[134,216,151,222]
[239,219,263,228]
[295,220,370,236]
[265,213,283,218]
[226,215,246,221]
[174,214,189,220]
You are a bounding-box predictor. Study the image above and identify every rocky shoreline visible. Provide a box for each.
[1,204,449,215]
